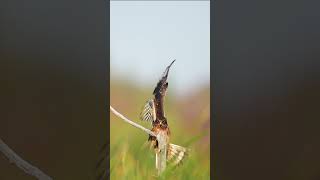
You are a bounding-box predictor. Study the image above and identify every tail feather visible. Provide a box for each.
[167,143,189,166]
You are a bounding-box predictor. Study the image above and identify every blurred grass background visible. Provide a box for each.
[111,1,210,179]
[110,79,210,179]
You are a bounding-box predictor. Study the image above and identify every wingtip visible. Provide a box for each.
[162,59,176,78]
[169,59,176,67]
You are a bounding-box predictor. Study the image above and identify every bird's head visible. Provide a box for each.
[159,119,168,129]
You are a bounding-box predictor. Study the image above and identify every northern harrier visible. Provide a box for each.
[97,60,188,180]
[140,60,188,167]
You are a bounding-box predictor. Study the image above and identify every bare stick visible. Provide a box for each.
[110,105,167,176]
[110,106,157,137]
[155,131,168,176]
[0,138,52,180]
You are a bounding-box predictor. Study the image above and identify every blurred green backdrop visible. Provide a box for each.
[110,2,210,179]
[110,78,210,179]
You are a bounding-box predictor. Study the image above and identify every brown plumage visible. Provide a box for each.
[140,60,188,166]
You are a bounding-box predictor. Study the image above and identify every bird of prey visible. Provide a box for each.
[140,60,188,167]
[96,60,188,180]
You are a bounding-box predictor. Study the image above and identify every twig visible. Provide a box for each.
[110,106,157,137]
[155,131,168,176]
[110,105,167,176]
[0,138,52,180]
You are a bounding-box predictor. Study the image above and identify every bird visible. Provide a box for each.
[140,60,188,167]
[96,60,188,180]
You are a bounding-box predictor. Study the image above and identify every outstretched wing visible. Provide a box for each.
[153,60,175,120]
[140,99,156,123]
[167,143,189,166]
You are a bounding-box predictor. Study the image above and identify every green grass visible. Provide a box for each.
[110,81,210,180]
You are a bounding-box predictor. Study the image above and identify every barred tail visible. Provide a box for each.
[167,143,189,166]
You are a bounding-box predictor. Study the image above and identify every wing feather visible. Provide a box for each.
[140,99,156,123]
[167,143,189,166]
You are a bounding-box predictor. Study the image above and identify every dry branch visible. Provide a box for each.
[110,106,156,137]
[0,138,52,180]
[110,105,167,175]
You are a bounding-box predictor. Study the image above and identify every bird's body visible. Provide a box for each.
[140,60,188,167]
[148,121,170,153]
[97,60,188,180]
